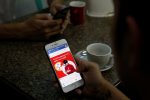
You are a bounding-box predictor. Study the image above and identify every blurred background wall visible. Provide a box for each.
[14,0,48,18]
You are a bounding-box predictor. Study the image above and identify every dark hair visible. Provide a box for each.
[63,60,68,64]
[113,1,149,99]
[114,0,149,73]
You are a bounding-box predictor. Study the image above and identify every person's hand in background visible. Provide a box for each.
[0,13,62,40]
[22,13,62,40]
[47,0,70,34]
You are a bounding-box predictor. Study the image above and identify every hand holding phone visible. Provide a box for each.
[45,39,84,93]
[53,7,70,20]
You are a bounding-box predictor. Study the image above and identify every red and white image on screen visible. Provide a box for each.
[50,51,77,79]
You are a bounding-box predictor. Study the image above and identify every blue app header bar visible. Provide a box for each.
[48,43,68,54]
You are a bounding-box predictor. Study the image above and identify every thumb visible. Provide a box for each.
[55,4,66,12]
[75,57,90,73]
[75,57,100,73]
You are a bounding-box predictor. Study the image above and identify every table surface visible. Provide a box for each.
[0,8,119,100]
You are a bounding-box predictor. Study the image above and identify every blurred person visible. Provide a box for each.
[74,0,149,100]
[0,0,67,40]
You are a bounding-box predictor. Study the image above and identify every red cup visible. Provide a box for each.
[69,1,86,25]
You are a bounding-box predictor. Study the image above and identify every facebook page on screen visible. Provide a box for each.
[47,43,82,87]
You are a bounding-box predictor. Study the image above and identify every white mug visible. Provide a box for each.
[86,0,114,17]
[86,43,112,69]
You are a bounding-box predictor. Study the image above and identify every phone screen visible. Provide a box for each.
[47,43,82,88]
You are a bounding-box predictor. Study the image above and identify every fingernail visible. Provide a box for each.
[48,13,52,16]
[60,5,67,10]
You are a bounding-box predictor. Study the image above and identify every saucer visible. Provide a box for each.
[75,50,114,71]
[87,10,114,17]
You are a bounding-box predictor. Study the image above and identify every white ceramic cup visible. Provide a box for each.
[86,43,112,69]
[86,0,114,17]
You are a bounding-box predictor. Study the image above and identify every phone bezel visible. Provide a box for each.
[45,39,84,93]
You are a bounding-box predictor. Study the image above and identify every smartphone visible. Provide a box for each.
[53,6,70,20]
[45,39,84,93]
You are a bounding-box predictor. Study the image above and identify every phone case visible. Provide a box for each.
[53,7,70,20]
[45,38,84,93]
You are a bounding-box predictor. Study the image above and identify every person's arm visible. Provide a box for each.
[75,58,129,100]
[96,80,129,100]
[47,0,69,34]
[0,22,26,39]
[0,14,62,40]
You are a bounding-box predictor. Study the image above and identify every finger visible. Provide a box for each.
[75,57,89,72]
[45,19,62,29]
[50,5,57,15]
[63,12,71,24]
[65,12,70,22]
[35,20,55,28]
[75,89,82,95]
[44,25,61,33]
[45,29,61,39]
[60,12,70,34]
[48,13,52,17]
[51,4,66,14]
[60,19,69,33]
[75,57,99,73]
[34,13,52,20]
[37,19,62,28]
[56,4,66,11]
[49,19,62,27]
[75,86,91,96]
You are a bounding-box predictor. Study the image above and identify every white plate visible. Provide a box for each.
[75,50,114,71]
[87,10,114,17]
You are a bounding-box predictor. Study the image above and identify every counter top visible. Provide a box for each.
[0,7,118,100]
